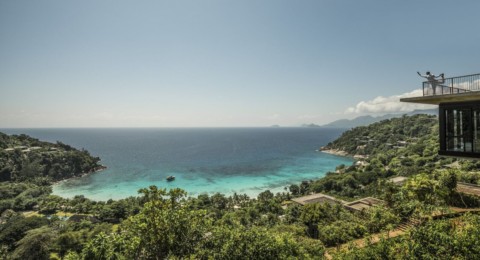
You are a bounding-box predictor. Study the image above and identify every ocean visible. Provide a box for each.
[1,128,352,200]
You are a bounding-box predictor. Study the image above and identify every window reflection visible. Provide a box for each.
[444,107,477,153]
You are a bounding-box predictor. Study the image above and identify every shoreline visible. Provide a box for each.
[318,147,370,161]
[318,148,351,157]
[51,158,354,201]
[53,149,359,201]
[51,165,107,186]
[52,152,357,201]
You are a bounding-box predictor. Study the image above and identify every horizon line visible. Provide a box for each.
[0,126,334,129]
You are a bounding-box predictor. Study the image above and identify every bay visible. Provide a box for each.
[1,128,352,200]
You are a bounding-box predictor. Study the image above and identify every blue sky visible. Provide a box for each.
[1,0,479,127]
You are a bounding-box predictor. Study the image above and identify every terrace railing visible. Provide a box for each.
[423,73,480,96]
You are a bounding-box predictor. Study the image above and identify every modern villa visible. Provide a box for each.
[401,73,480,158]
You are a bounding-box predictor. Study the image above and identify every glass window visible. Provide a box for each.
[474,110,480,153]
[444,108,473,153]
[463,109,472,152]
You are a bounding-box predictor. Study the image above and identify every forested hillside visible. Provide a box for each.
[324,114,438,156]
[310,115,480,199]
[1,116,480,259]
[0,133,103,182]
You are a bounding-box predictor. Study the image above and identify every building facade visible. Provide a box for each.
[401,73,480,158]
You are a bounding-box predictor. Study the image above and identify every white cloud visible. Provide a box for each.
[454,78,480,91]
[345,89,436,114]
[267,114,280,120]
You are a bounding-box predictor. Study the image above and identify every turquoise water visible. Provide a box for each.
[1,128,352,200]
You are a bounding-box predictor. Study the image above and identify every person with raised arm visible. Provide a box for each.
[417,71,444,95]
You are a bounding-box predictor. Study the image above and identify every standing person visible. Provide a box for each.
[417,71,444,95]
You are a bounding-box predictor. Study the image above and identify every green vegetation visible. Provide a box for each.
[0,133,103,182]
[312,114,479,200]
[1,114,480,259]
[334,213,480,259]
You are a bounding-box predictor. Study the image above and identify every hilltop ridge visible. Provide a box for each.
[316,109,437,129]
[322,114,438,156]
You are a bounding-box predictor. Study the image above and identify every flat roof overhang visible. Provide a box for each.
[439,150,480,159]
[400,92,480,105]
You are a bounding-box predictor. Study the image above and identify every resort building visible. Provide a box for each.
[343,197,384,212]
[291,193,345,206]
[291,193,384,212]
[401,73,480,158]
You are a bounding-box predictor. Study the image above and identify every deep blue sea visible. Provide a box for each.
[1,128,352,200]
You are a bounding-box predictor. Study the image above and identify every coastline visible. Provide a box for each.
[53,155,356,201]
[46,128,352,201]
[318,147,351,157]
[53,151,358,201]
[51,165,107,186]
[51,156,354,201]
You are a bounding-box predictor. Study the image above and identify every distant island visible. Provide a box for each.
[301,123,321,128]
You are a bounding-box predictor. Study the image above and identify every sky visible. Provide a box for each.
[1,0,479,128]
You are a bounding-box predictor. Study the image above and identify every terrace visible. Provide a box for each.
[423,73,480,95]
[401,73,480,105]
[401,73,480,158]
